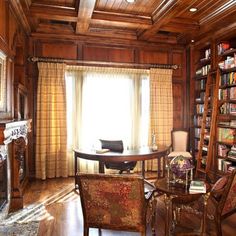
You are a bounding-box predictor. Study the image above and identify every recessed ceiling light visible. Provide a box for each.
[126,0,135,3]
[189,7,197,12]
[191,39,195,43]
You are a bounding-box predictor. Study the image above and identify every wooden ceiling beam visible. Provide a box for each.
[160,20,199,33]
[138,0,183,40]
[139,0,199,41]
[92,10,152,26]
[31,2,75,11]
[29,12,78,22]
[76,0,96,34]
[9,0,31,35]
[90,19,150,30]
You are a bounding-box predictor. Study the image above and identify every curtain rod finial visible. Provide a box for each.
[28,57,38,63]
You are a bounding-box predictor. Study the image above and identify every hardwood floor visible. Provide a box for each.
[22,175,236,236]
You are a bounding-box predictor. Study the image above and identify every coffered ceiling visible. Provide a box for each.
[14,0,236,44]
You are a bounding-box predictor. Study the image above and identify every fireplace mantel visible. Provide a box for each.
[0,119,31,212]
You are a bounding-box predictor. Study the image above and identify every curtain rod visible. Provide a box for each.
[28,56,179,70]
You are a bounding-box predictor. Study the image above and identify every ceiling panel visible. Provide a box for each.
[15,0,236,45]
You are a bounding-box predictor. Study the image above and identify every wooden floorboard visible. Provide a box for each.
[22,176,236,236]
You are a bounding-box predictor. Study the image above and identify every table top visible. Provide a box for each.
[74,145,169,162]
[154,178,211,197]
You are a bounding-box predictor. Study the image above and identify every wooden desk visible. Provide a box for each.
[74,145,169,187]
[154,178,211,236]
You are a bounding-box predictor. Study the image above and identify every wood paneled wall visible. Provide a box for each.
[29,39,188,177]
[1,1,189,177]
[31,38,188,130]
[0,1,33,178]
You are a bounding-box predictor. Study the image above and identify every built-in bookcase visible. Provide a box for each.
[216,40,236,173]
[191,37,236,178]
[192,45,212,173]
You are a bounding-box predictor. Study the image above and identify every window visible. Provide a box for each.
[66,68,149,153]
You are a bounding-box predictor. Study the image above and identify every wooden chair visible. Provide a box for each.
[172,170,236,235]
[209,169,236,235]
[168,129,192,159]
[100,139,137,174]
[77,173,156,236]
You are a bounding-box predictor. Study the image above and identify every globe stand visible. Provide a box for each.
[167,155,194,187]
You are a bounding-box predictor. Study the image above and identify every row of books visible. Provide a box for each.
[227,145,236,161]
[196,104,204,113]
[218,158,236,172]
[218,128,235,144]
[219,103,236,115]
[218,144,230,157]
[195,128,201,138]
[217,42,230,55]
[196,79,206,90]
[218,54,236,70]
[189,180,206,193]
[196,64,211,76]
[201,48,211,60]
[218,87,236,100]
[219,120,236,128]
[220,72,236,86]
[194,115,211,126]
[195,91,206,102]
[195,140,200,150]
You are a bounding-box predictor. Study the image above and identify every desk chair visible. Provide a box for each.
[78,173,156,236]
[168,129,192,159]
[100,139,137,174]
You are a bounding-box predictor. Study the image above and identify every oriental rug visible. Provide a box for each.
[0,185,75,236]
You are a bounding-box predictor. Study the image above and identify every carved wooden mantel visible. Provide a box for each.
[0,119,31,211]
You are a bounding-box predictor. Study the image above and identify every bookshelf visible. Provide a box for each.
[192,45,219,178]
[192,46,211,160]
[191,37,236,178]
[216,40,236,174]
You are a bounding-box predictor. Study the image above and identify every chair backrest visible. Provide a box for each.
[219,170,236,217]
[78,173,147,233]
[171,129,189,152]
[100,139,124,152]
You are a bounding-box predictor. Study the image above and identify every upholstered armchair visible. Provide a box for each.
[100,139,137,174]
[172,170,236,235]
[168,129,192,159]
[209,169,236,235]
[77,173,156,236]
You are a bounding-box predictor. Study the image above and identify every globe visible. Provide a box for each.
[169,155,193,178]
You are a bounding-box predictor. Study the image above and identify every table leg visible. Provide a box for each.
[201,192,210,235]
[74,153,78,189]
[157,156,161,178]
[164,193,174,236]
[99,161,105,173]
[142,160,145,178]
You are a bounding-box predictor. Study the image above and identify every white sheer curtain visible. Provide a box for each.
[66,66,149,174]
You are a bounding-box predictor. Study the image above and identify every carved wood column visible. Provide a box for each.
[1,120,31,211]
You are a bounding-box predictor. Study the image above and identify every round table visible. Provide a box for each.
[74,145,169,186]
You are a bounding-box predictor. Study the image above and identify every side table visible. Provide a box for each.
[154,178,211,236]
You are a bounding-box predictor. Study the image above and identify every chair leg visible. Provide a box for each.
[216,218,222,236]
[84,227,89,236]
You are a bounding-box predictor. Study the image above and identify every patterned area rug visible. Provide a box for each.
[0,185,75,236]
[0,221,39,236]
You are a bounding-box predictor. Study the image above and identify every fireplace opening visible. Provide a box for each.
[0,155,7,211]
